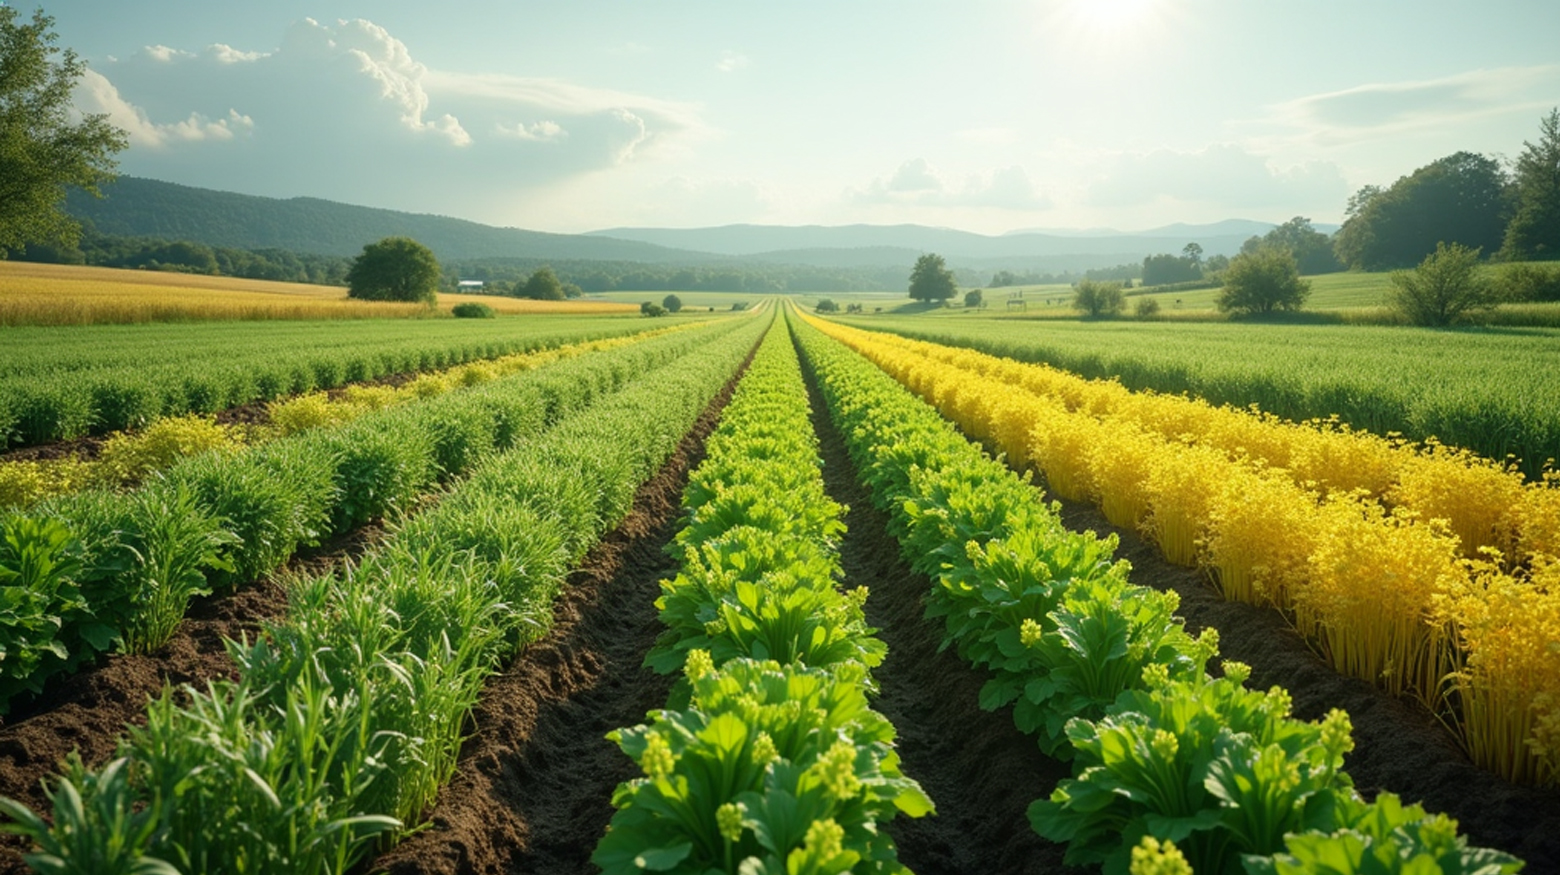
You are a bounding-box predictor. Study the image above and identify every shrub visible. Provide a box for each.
[815,298,840,313]
[1135,297,1162,319]
[1216,248,1310,315]
[1073,280,1125,318]
[1387,242,1493,326]
[451,301,496,318]
[965,289,985,309]
[1494,261,1560,302]
[640,301,667,317]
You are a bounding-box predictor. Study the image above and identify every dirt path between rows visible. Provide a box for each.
[799,352,1089,875]
[1047,495,1560,870]
[363,356,750,875]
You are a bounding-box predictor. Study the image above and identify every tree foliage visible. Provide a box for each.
[963,288,984,309]
[0,8,127,253]
[661,293,682,313]
[520,266,566,300]
[1501,108,1560,261]
[1072,279,1125,318]
[1142,251,1202,286]
[1241,217,1342,275]
[907,253,957,301]
[1387,242,1494,326]
[345,237,440,304]
[1216,248,1309,316]
[814,297,840,313]
[1333,152,1508,270]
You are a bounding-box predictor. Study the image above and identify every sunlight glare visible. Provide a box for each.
[1071,0,1157,31]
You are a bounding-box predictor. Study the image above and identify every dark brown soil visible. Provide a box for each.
[801,361,1086,875]
[1046,493,1560,871]
[363,356,749,875]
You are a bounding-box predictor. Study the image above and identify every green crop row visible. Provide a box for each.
[594,317,931,875]
[794,313,1522,875]
[0,310,769,875]
[0,315,655,448]
[848,316,1560,479]
[0,318,751,715]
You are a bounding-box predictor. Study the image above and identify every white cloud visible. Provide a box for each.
[1085,145,1347,212]
[73,18,704,218]
[850,159,1050,210]
[75,69,254,148]
[1271,66,1560,145]
[716,50,750,73]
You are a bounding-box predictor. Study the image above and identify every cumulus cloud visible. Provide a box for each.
[1272,66,1560,144]
[72,18,703,218]
[850,159,1050,210]
[1085,145,1347,212]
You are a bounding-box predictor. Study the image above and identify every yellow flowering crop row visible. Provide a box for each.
[803,313,1560,787]
[0,323,695,510]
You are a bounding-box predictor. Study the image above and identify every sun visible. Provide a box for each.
[1064,0,1160,33]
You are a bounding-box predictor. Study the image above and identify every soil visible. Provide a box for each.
[801,359,1087,875]
[1047,493,1560,871]
[363,353,751,875]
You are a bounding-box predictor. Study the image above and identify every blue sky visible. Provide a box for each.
[43,0,1560,234]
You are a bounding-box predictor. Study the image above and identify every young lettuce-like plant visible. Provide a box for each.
[1030,661,1355,875]
[594,654,931,875]
[1243,792,1524,875]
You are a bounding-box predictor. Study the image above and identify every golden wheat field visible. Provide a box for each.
[0,261,636,325]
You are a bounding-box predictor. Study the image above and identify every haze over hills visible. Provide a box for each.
[65,176,1310,275]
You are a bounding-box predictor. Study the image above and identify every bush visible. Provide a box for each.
[1073,280,1125,318]
[1134,297,1161,319]
[964,289,984,309]
[1387,242,1494,326]
[451,301,496,318]
[1216,248,1310,315]
[639,301,667,318]
[1494,261,1560,302]
[815,298,840,313]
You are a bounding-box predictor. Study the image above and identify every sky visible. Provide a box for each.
[39,0,1560,235]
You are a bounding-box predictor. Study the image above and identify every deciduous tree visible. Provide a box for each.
[1501,108,1560,261]
[0,9,127,253]
[1333,152,1508,270]
[521,266,566,300]
[907,253,957,301]
[345,237,440,304]
[1072,279,1125,318]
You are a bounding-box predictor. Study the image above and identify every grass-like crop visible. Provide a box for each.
[0,261,636,326]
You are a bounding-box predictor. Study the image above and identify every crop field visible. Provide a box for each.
[0,261,636,326]
[0,301,1553,874]
[843,313,1560,478]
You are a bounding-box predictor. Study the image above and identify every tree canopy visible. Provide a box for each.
[1241,217,1342,275]
[907,253,957,301]
[1501,108,1560,261]
[345,237,440,304]
[1142,251,1202,286]
[1072,279,1125,318]
[1215,248,1309,316]
[521,266,566,300]
[662,293,683,313]
[1333,152,1508,270]
[0,8,127,254]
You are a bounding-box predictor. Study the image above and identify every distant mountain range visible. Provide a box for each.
[67,177,1319,273]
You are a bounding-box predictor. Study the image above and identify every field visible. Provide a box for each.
[0,302,1553,874]
[0,261,636,326]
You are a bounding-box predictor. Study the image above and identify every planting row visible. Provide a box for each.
[0,314,661,447]
[850,316,1560,479]
[0,309,770,874]
[594,317,931,875]
[0,317,752,715]
[792,312,1521,875]
[822,321,1560,570]
[0,323,694,510]
[809,315,1560,788]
